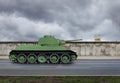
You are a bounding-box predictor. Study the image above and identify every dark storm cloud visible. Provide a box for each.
[0,0,53,22]
[108,1,120,27]
[0,0,91,22]
[0,0,120,41]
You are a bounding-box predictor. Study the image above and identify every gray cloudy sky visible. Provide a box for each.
[0,0,120,41]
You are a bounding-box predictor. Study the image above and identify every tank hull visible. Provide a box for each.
[15,45,66,51]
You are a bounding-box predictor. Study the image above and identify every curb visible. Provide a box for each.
[1,56,120,60]
[0,56,9,60]
[77,56,120,59]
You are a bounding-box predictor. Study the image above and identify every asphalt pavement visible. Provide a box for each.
[0,59,120,76]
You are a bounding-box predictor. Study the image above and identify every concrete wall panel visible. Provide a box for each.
[0,42,120,56]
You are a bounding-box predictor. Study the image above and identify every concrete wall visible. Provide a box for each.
[0,42,37,56]
[0,42,120,56]
[64,42,120,56]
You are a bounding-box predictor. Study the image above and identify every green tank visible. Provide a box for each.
[9,35,77,64]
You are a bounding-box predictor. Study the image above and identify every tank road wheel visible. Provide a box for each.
[61,54,70,64]
[17,54,26,64]
[27,54,37,64]
[50,54,59,64]
[9,54,17,62]
[38,54,47,63]
[71,55,77,61]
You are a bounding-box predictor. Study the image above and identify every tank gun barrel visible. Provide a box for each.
[59,39,82,45]
[64,39,82,43]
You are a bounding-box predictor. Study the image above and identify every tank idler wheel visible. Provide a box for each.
[9,54,17,62]
[27,54,37,64]
[38,54,47,63]
[17,54,27,64]
[61,54,70,64]
[50,54,59,64]
[71,55,77,61]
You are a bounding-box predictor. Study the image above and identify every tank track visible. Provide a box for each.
[9,50,77,64]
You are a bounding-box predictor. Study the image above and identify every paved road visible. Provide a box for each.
[0,59,120,76]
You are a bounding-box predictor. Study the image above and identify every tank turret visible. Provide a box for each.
[38,35,65,46]
[9,35,77,64]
